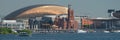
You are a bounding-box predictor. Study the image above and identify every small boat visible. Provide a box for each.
[87,30,96,33]
[77,29,87,33]
[18,32,31,36]
[104,30,110,33]
[113,30,120,33]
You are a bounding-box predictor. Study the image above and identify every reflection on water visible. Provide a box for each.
[0,33,120,40]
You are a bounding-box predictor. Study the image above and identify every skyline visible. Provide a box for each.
[0,0,120,18]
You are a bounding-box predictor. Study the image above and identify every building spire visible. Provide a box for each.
[68,4,71,9]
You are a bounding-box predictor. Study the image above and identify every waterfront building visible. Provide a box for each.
[67,5,78,31]
[1,20,26,30]
[88,17,120,30]
[3,4,69,31]
[53,5,78,31]
[113,10,120,18]
[3,4,81,32]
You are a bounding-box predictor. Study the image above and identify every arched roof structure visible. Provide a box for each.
[4,4,68,20]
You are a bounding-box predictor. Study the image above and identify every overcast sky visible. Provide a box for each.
[0,0,120,18]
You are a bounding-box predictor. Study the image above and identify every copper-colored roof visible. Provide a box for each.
[4,4,68,20]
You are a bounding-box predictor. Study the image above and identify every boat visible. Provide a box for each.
[113,30,120,33]
[77,29,87,33]
[87,29,96,33]
[103,30,110,33]
[18,32,31,36]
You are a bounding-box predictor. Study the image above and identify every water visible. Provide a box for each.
[0,33,120,40]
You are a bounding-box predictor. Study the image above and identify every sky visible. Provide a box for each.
[0,0,120,18]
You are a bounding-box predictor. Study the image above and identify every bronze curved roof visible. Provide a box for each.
[4,4,68,20]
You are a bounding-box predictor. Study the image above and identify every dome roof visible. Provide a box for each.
[4,4,68,20]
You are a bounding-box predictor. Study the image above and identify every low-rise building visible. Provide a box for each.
[1,20,26,30]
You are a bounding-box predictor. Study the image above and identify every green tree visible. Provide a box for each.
[0,27,12,34]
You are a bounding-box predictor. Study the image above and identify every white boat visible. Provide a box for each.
[18,32,31,36]
[77,29,87,33]
[104,30,110,33]
[113,30,120,33]
[12,29,17,33]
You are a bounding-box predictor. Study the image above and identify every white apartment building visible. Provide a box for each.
[1,20,26,30]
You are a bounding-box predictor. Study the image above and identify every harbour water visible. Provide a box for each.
[0,33,120,40]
